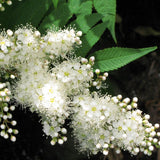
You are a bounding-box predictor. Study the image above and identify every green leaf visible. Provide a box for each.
[39,0,93,32]
[76,1,92,15]
[0,0,52,29]
[76,22,108,57]
[52,0,59,8]
[93,0,116,43]
[92,46,157,72]
[70,13,103,34]
[68,0,81,14]
[39,2,72,33]
[68,0,92,15]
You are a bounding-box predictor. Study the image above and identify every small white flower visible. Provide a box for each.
[58,139,64,144]
[10,136,16,142]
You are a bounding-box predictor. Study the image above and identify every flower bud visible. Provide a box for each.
[95,69,100,74]
[11,136,16,142]
[76,31,82,37]
[58,139,64,144]
[7,29,13,36]
[103,150,108,155]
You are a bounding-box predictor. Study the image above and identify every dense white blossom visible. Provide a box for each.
[0,27,42,68]
[71,93,117,154]
[51,58,93,95]
[14,60,68,118]
[0,26,159,157]
[0,27,81,69]
[42,29,82,58]
[71,93,160,156]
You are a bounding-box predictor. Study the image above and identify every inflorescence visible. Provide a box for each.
[0,82,18,141]
[0,25,159,157]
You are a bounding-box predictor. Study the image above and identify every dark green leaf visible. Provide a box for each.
[52,0,59,8]
[76,22,108,57]
[92,46,157,71]
[0,0,52,29]
[39,2,72,32]
[70,13,103,34]
[93,0,116,42]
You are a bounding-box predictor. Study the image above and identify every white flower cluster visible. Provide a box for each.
[0,0,22,11]
[51,58,94,95]
[0,26,159,157]
[42,29,82,59]
[0,82,18,142]
[71,94,160,156]
[7,26,83,144]
[14,57,94,144]
[0,26,82,69]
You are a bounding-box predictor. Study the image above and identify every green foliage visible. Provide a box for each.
[68,0,92,15]
[39,2,72,33]
[0,0,157,74]
[52,0,59,8]
[39,0,93,33]
[75,1,92,15]
[93,0,117,42]
[70,13,103,34]
[0,0,52,29]
[92,46,157,72]
[68,0,81,14]
[76,22,108,57]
